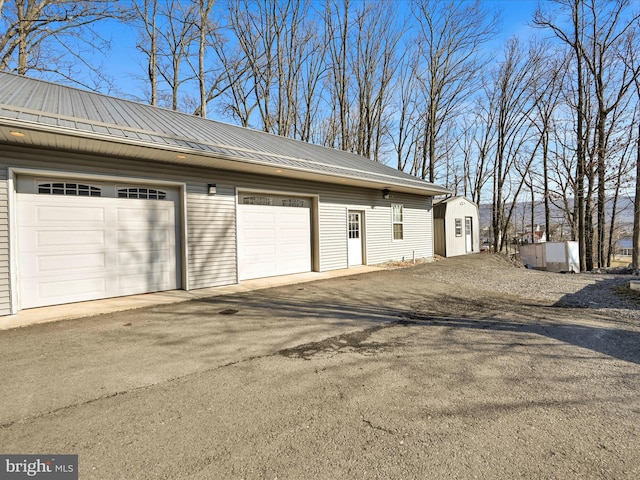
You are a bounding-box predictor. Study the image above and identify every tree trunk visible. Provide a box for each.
[632,119,640,268]
[17,0,27,74]
[574,6,586,272]
[543,127,551,241]
[150,2,157,106]
[596,93,607,268]
[198,0,207,117]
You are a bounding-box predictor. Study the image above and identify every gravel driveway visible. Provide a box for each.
[1,254,639,479]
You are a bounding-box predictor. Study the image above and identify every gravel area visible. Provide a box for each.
[406,253,640,322]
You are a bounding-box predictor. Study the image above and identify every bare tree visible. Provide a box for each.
[131,0,160,105]
[350,0,404,161]
[225,0,311,136]
[465,94,496,207]
[535,0,640,270]
[193,0,216,117]
[214,41,255,127]
[156,0,198,111]
[528,43,568,242]
[294,27,327,142]
[323,0,352,150]
[633,87,640,268]
[489,38,537,253]
[535,0,590,270]
[605,119,635,266]
[0,0,123,89]
[411,0,498,182]
[392,51,423,172]
[548,116,580,239]
[579,0,640,267]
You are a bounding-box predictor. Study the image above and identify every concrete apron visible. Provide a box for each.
[1,266,382,331]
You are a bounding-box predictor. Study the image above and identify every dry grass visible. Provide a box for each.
[376,256,437,269]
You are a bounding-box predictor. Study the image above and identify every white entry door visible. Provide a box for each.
[465,216,473,253]
[237,202,311,280]
[348,211,363,266]
[17,190,178,309]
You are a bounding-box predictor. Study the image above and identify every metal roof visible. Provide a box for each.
[0,72,451,196]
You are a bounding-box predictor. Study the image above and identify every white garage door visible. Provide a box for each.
[237,195,311,281]
[17,181,179,309]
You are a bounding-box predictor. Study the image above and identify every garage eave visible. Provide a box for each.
[0,120,452,197]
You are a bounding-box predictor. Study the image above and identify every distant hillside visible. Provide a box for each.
[477,196,635,233]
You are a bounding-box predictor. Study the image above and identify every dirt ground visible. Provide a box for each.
[1,254,639,479]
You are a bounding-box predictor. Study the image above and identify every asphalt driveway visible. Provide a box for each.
[1,255,639,479]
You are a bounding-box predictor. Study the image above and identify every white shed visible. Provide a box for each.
[519,242,580,273]
[433,196,480,257]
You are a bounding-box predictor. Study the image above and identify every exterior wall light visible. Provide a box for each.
[382,188,390,200]
[208,183,217,195]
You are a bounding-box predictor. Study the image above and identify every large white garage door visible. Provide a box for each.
[237,194,311,281]
[17,181,179,309]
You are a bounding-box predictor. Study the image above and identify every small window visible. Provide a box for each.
[38,182,101,197]
[242,195,273,206]
[348,213,360,239]
[118,187,167,200]
[392,204,403,240]
[455,218,463,237]
[281,198,307,208]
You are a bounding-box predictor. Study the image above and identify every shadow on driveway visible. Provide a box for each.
[401,312,640,365]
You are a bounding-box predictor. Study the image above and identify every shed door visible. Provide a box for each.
[237,195,311,280]
[465,216,473,253]
[17,183,178,309]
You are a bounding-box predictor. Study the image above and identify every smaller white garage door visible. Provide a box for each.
[237,194,311,281]
[17,180,179,309]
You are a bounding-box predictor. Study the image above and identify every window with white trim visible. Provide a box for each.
[117,187,167,200]
[455,218,463,237]
[37,182,101,197]
[392,204,403,240]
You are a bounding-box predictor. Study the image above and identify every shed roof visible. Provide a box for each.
[0,72,450,196]
[433,196,478,207]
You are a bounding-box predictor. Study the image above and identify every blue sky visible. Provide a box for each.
[97,0,542,101]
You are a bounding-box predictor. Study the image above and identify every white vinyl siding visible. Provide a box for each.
[318,188,433,269]
[186,183,237,289]
[0,145,436,315]
[318,200,349,271]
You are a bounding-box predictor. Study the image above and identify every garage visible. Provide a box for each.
[16,177,180,309]
[237,193,312,281]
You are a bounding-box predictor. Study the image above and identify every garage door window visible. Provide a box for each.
[242,195,273,206]
[118,187,167,200]
[281,198,307,207]
[37,182,101,197]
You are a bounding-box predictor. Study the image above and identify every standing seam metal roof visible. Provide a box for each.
[0,72,450,194]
